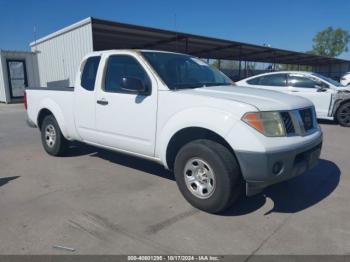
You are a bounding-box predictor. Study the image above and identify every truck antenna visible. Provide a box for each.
[33,26,37,52]
[174,13,178,51]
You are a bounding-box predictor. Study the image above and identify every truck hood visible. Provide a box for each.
[179,85,313,111]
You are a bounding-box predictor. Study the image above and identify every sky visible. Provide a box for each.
[0,0,349,59]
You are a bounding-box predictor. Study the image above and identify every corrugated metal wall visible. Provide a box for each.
[31,21,93,87]
[0,50,40,103]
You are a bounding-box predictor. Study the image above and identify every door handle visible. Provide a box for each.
[291,90,299,92]
[97,99,108,105]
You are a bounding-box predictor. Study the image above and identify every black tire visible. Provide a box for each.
[41,115,69,156]
[174,139,242,214]
[336,102,350,127]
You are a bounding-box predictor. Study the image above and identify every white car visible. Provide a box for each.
[237,71,350,126]
[25,50,322,214]
[340,72,350,86]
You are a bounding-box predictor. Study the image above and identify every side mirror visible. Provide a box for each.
[315,85,327,92]
[121,77,149,95]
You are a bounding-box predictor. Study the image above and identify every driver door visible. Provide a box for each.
[94,53,158,156]
[287,73,332,118]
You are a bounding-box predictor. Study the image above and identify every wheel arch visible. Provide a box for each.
[36,99,68,138]
[37,108,53,130]
[165,127,237,171]
[334,98,350,126]
[334,98,350,115]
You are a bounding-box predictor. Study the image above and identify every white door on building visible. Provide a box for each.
[6,60,28,99]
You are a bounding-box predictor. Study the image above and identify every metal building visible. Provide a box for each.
[29,17,350,87]
[0,50,40,103]
[31,18,93,88]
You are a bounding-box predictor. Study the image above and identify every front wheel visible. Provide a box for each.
[174,140,242,214]
[41,115,69,156]
[336,102,350,127]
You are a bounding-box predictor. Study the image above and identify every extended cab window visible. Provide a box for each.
[81,56,101,91]
[104,55,151,93]
[251,74,287,87]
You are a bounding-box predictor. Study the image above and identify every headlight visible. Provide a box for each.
[242,112,285,137]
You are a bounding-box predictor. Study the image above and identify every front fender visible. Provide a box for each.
[156,107,239,168]
[38,98,68,138]
[330,92,350,117]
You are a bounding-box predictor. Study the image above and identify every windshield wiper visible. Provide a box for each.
[171,82,231,90]
[203,82,231,87]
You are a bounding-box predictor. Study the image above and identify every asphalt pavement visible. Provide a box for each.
[0,104,349,255]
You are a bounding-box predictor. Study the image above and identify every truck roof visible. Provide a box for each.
[87,49,189,57]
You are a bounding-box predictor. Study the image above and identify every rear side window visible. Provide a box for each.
[104,55,151,93]
[247,74,287,87]
[252,74,287,87]
[81,56,101,91]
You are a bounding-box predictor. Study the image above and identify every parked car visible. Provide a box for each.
[340,72,350,86]
[237,71,350,126]
[25,50,322,214]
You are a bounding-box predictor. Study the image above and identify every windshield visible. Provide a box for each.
[141,51,233,90]
[312,73,342,87]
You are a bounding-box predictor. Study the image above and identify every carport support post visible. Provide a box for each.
[238,46,242,80]
[238,60,242,79]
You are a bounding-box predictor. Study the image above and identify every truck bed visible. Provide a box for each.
[26,86,74,91]
[25,87,77,140]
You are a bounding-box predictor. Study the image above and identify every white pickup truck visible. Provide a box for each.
[26,50,322,213]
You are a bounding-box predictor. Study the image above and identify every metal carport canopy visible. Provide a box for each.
[91,17,349,66]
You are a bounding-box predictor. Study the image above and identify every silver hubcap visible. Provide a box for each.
[184,158,215,199]
[45,124,56,148]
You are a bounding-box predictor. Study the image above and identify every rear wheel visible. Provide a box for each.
[174,139,242,214]
[41,115,69,156]
[336,102,350,127]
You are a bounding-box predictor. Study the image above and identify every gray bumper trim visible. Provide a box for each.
[235,133,323,196]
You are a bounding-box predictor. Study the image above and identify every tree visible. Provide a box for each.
[310,27,350,57]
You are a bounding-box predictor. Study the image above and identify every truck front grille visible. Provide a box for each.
[299,108,314,131]
[279,107,316,136]
[280,112,295,135]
